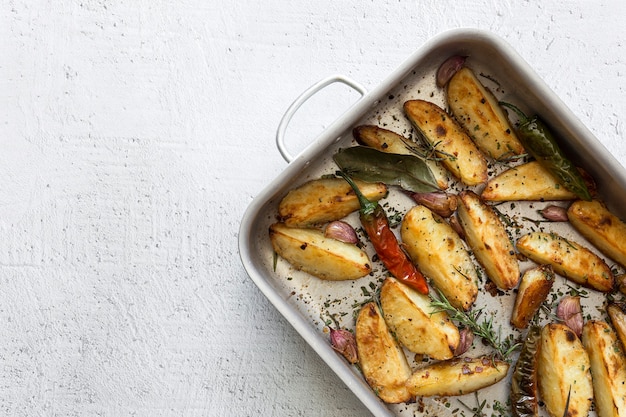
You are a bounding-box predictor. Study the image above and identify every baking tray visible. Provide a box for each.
[238,28,626,416]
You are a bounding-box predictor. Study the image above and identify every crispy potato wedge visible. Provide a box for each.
[568,199,626,269]
[356,302,412,403]
[405,356,509,397]
[380,277,459,360]
[511,265,555,329]
[353,125,449,190]
[447,67,525,160]
[278,177,387,228]
[516,232,615,292]
[457,190,520,290]
[269,223,371,280]
[608,304,626,353]
[537,323,593,417]
[481,161,578,201]
[581,320,626,417]
[404,99,488,186]
[401,204,478,311]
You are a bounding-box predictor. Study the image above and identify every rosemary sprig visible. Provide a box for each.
[430,289,521,360]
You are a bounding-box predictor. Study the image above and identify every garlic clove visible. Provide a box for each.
[329,327,358,364]
[539,205,569,222]
[556,296,583,337]
[411,192,458,218]
[324,221,358,244]
[436,55,466,88]
[454,327,474,356]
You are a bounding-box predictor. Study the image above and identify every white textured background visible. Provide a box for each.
[2,1,626,416]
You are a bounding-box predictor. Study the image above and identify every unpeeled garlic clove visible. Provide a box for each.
[411,192,458,218]
[539,205,569,222]
[329,327,358,364]
[557,295,583,337]
[454,327,474,356]
[324,221,358,244]
[436,55,466,88]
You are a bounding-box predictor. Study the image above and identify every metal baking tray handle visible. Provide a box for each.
[276,74,367,163]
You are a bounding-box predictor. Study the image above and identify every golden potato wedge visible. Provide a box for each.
[481,161,578,202]
[405,356,509,397]
[516,232,615,292]
[608,304,626,353]
[352,125,449,190]
[581,320,626,417]
[447,67,525,160]
[511,265,555,329]
[355,302,412,403]
[404,99,488,186]
[380,277,460,360]
[537,323,593,417]
[269,223,371,280]
[401,204,478,311]
[278,177,387,228]
[457,190,520,290]
[568,199,626,269]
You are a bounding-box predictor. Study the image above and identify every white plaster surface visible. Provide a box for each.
[2,1,626,416]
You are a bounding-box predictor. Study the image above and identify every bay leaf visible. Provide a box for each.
[333,146,440,193]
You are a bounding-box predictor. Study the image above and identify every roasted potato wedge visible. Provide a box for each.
[447,67,525,160]
[516,232,615,292]
[405,356,509,397]
[404,99,488,186]
[457,190,520,290]
[537,323,593,417]
[269,223,371,280]
[608,303,626,353]
[278,177,387,228]
[568,199,626,269]
[401,204,478,311]
[355,302,412,403]
[481,161,578,201]
[380,277,460,360]
[581,320,626,417]
[353,125,449,189]
[511,265,555,329]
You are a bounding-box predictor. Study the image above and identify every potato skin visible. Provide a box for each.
[568,199,626,269]
[516,232,614,292]
[380,277,459,360]
[537,323,593,417]
[510,265,555,329]
[457,190,520,290]
[447,67,525,160]
[481,161,578,202]
[581,320,626,417]
[404,99,488,186]
[401,204,478,311]
[405,356,509,397]
[355,302,412,403]
[278,177,387,228]
[269,223,371,280]
[352,125,449,190]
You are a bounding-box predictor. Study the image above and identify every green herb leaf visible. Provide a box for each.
[333,147,440,193]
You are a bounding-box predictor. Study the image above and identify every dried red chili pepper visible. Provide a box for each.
[338,171,429,295]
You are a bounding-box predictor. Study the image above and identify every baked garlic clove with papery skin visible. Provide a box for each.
[324,221,359,244]
[557,295,583,337]
[436,55,466,88]
[329,327,358,364]
[539,205,569,222]
[410,192,458,218]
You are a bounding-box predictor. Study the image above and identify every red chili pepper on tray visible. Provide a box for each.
[338,171,429,295]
